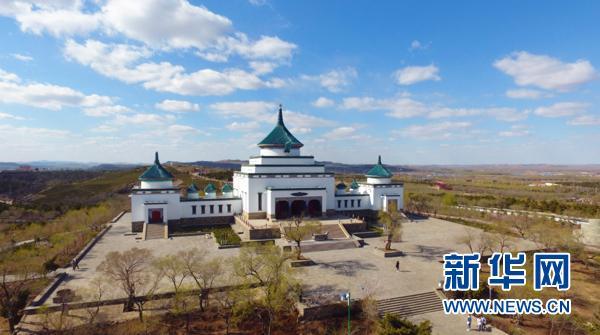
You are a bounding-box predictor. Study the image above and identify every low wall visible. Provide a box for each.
[248,227,281,240]
[342,221,367,233]
[71,224,113,266]
[298,301,361,321]
[171,216,234,232]
[131,221,143,232]
[30,272,68,307]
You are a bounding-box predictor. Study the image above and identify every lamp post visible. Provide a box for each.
[340,291,351,335]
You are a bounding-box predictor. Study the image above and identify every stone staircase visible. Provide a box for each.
[319,223,348,239]
[377,291,443,318]
[144,223,166,240]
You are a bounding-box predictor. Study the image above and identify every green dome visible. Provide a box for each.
[365,155,393,178]
[204,183,216,193]
[221,183,233,193]
[138,152,174,181]
[350,179,359,189]
[187,183,199,193]
[257,105,303,149]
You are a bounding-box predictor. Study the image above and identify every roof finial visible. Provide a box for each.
[277,104,283,125]
[378,155,382,165]
[154,151,159,164]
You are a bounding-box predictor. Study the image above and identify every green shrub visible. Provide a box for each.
[378,314,432,335]
[211,227,241,246]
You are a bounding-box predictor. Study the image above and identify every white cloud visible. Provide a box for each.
[91,124,118,133]
[83,105,131,117]
[2,0,296,64]
[567,114,600,126]
[342,95,527,122]
[394,64,440,85]
[323,126,356,140]
[0,112,25,120]
[209,100,335,128]
[249,61,278,75]
[155,99,200,112]
[494,51,597,91]
[166,124,201,135]
[409,40,428,51]
[0,68,113,110]
[113,113,175,126]
[302,68,357,93]
[505,88,550,99]
[395,121,472,140]
[64,39,284,96]
[11,53,33,61]
[290,127,311,134]
[533,102,588,118]
[312,97,334,108]
[499,124,530,137]
[341,96,428,119]
[0,68,20,82]
[102,0,231,50]
[2,1,101,37]
[225,121,260,131]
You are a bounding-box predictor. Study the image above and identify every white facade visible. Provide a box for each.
[130,109,404,227]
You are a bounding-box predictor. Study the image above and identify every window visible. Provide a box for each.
[337,200,341,208]
[344,200,348,208]
[201,205,205,214]
[258,192,262,211]
[227,204,232,213]
[351,200,355,208]
[192,205,196,215]
[357,200,361,208]
[210,205,214,214]
[218,204,223,213]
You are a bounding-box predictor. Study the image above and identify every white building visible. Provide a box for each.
[130,106,403,233]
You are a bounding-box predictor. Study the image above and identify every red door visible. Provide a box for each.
[151,210,162,223]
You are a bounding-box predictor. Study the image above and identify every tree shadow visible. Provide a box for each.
[402,244,453,261]
[316,259,377,277]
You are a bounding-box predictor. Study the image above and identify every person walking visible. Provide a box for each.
[466,314,472,331]
[476,316,482,332]
[481,316,487,331]
[395,260,400,272]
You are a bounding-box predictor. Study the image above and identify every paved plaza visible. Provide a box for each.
[45,213,537,334]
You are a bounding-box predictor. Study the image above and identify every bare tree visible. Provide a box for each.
[0,262,33,333]
[284,216,320,260]
[153,254,187,294]
[81,276,107,325]
[96,248,161,321]
[233,244,298,335]
[179,248,223,311]
[378,201,405,250]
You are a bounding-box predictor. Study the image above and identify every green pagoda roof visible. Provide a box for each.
[257,105,303,149]
[349,179,359,189]
[204,183,216,193]
[221,184,233,192]
[365,155,393,178]
[187,183,199,194]
[138,152,174,181]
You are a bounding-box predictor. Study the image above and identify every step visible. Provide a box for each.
[376,291,443,318]
[144,224,166,240]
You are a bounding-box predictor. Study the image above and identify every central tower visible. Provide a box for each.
[257,104,304,157]
[233,105,336,220]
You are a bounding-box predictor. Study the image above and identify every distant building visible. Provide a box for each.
[434,181,451,190]
[130,106,404,234]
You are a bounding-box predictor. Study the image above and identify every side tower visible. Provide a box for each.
[359,155,404,212]
[130,152,180,232]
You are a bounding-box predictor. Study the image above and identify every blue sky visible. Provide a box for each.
[0,0,599,164]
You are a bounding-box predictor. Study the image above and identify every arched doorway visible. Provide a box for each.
[290,200,306,217]
[307,199,322,217]
[275,201,290,219]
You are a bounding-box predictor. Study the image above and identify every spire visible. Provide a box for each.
[378,155,382,165]
[154,151,160,164]
[277,104,284,125]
